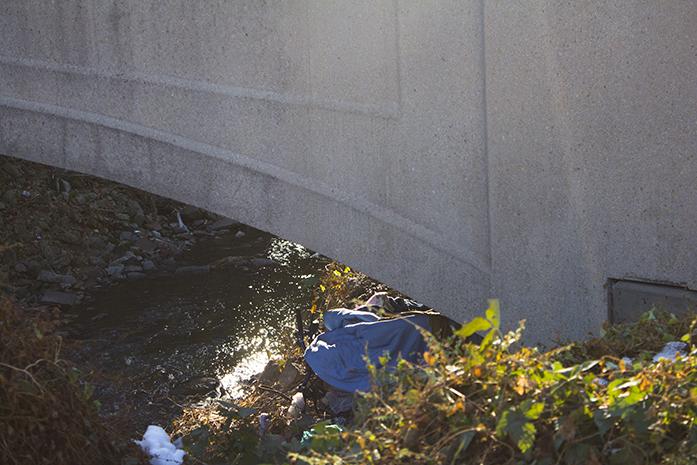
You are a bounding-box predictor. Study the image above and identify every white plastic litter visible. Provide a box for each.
[287,392,305,418]
[135,425,186,465]
[653,341,688,363]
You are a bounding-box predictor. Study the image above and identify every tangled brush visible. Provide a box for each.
[0,296,137,465]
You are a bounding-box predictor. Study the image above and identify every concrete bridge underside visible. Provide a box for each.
[2,1,696,342]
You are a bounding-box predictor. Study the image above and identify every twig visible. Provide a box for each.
[0,362,44,392]
[257,384,292,402]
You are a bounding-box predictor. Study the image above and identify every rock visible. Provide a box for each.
[26,260,41,274]
[235,230,246,239]
[2,189,17,206]
[110,251,136,265]
[175,265,210,274]
[60,179,71,193]
[119,231,136,242]
[86,235,108,250]
[142,260,156,271]
[115,213,130,222]
[40,242,60,260]
[174,377,221,397]
[133,238,157,252]
[14,262,28,273]
[145,221,162,231]
[207,217,239,232]
[59,230,82,245]
[132,212,145,226]
[40,291,79,306]
[249,258,276,268]
[127,272,146,280]
[277,363,303,390]
[1,247,17,265]
[37,270,77,286]
[124,265,143,273]
[2,162,21,178]
[127,199,144,217]
[89,256,106,266]
[83,266,104,281]
[105,264,125,277]
[180,205,206,223]
[257,361,282,385]
[210,256,248,270]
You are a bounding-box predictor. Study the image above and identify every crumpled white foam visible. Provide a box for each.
[287,392,305,418]
[653,341,688,363]
[135,425,186,465]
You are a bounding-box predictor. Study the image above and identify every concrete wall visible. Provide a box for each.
[1,1,695,342]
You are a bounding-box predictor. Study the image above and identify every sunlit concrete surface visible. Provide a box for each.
[1,1,696,342]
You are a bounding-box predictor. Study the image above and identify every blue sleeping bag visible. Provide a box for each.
[304,309,431,392]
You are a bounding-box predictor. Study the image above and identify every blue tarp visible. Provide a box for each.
[304,309,431,392]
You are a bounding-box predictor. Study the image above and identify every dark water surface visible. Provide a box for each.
[66,229,327,407]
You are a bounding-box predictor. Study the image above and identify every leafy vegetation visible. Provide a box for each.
[291,302,697,465]
[167,265,697,465]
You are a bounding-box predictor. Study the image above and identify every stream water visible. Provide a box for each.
[64,228,327,424]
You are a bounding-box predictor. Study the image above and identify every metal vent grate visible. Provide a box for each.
[608,279,697,324]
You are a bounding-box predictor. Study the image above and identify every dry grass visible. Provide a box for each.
[0,296,145,465]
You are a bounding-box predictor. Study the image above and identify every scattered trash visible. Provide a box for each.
[653,341,688,362]
[304,310,431,392]
[135,425,186,465]
[287,392,305,418]
[323,307,380,331]
[361,291,428,313]
[299,422,344,450]
[174,211,189,233]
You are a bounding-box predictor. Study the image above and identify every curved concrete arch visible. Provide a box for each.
[0,94,491,310]
[3,1,697,342]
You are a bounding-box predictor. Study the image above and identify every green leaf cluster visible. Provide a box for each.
[293,306,697,465]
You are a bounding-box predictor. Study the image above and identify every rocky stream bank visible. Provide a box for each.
[0,154,262,307]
